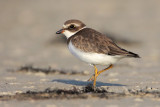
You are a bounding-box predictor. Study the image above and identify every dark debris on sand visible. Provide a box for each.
[0,85,160,101]
[14,65,89,75]
[0,85,120,101]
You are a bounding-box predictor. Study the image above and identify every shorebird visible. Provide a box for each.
[56,19,140,88]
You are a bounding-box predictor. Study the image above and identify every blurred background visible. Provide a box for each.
[0,0,160,72]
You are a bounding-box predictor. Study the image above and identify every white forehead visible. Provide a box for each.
[63,24,66,28]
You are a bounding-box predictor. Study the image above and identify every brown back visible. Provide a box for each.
[68,28,139,57]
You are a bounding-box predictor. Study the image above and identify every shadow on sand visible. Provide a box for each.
[52,79,126,87]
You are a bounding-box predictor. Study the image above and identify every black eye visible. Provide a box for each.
[69,24,75,29]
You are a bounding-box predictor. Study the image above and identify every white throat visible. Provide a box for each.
[63,27,86,39]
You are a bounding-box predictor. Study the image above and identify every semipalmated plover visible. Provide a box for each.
[56,19,140,88]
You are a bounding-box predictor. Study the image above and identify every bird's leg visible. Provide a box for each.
[97,64,113,75]
[88,64,113,81]
[93,65,98,88]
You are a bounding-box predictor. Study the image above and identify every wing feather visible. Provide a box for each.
[70,28,139,58]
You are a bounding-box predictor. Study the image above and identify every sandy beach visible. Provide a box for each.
[0,0,160,107]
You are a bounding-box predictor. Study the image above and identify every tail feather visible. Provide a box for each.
[127,51,140,58]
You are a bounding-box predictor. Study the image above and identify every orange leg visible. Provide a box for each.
[88,64,113,82]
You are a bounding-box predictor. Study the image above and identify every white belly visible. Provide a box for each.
[68,42,123,65]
